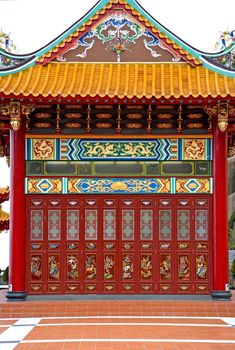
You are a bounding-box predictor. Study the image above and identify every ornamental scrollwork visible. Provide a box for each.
[0,104,10,116]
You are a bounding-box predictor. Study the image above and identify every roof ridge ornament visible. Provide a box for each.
[0,29,16,53]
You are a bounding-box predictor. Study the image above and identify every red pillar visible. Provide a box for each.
[6,123,27,300]
[211,124,231,300]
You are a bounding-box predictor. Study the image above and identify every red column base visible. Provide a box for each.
[6,291,27,301]
[211,290,232,300]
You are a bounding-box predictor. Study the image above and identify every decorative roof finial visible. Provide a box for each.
[0,29,16,53]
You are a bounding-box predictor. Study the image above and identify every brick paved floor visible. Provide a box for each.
[0,290,235,349]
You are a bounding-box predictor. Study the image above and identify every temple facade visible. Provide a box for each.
[0,0,235,300]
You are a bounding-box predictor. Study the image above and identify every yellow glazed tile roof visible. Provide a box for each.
[0,187,9,196]
[0,63,235,99]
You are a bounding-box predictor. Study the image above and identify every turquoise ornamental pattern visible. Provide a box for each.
[25,177,212,194]
[26,138,213,161]
[67,178,170,194]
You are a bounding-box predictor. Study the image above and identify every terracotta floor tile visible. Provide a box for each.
[1,293,235,350]
[0,319,17,325]
[0,326,7,334]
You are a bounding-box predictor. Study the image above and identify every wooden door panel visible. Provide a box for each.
[27,194,212,295]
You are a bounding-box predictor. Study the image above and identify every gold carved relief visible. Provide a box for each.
[184,139,205,160]
[218,102,228,132]
[10,102,21,131]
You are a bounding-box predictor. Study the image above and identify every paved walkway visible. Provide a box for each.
[0,291,235,349]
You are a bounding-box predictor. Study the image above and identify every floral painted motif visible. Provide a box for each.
[48,255,60,280]
[0,55,22,69]
[56,10,180,63]
[67,255,78,280]
[104,254,115,280]
[85,255,97,280]
[141,254,152,279]
[122,254,133,279]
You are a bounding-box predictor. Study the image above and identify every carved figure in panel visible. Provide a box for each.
[48,255,60,280]
[104,254,115,280]
[31,255,42,280]
[160,254,171,280]
[85,254,97,280]
[122,254,134,279]
[178,255,190,280]
[141,254,152,279]
[196,254,207,279]
[67,255,78,280]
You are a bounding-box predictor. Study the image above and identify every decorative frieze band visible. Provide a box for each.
[25,177,213,194]
[26,138,213,161]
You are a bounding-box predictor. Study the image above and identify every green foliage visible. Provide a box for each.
[229,212,235,249]
[2,266,8,283]
[229,212,235,230]
[231,259,235,277]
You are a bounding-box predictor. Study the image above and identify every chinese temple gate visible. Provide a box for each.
[0,0,235,300]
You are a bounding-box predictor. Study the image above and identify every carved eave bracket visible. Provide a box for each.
[217,102,228,132]
[10,102,21,131]
[203,104,235,132]
[0,102,36,132]
[203,105,217,132]
[22,104,36,132]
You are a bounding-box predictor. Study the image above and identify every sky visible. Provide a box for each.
[0,0,234,54]
[0,0,235,270]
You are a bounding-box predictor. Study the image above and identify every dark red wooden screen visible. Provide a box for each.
[27,195,211,294]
